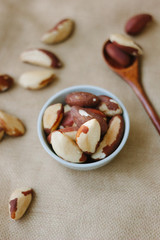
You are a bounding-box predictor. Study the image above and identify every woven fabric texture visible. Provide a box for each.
[0,0,160,239]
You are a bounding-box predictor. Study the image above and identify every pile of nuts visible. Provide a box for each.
[42,91,125,163]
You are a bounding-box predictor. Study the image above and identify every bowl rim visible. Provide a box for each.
[37,85,130,170]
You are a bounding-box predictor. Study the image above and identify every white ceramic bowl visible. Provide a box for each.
[37,85,130,170]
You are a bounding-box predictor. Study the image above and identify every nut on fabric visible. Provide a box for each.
[9,188,33,220]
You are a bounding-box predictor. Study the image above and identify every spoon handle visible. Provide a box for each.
[129,82,160,135]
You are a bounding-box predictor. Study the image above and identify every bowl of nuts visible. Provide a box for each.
[37,85,130,170]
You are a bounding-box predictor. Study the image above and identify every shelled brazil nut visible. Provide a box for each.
[20,49,62,69]
[125,13,152,35]
[9,187,33,220]
[41,19,74,44]
[0,110,25,142]
[42,91,125,164]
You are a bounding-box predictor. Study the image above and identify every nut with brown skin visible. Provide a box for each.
[109,34,143,56]
[20,49,62,68]
[125,13,152,35]
[42,19,74,44]
[76,119,101,154]
[98,95,122,116]
[9,188,33,220]
[66,92,100,108]
[105,43,132,68]
[70,106,108,136]
[19,70,56,90]
[43,103,64,134]
[91,115,124,160]
[0,110,25,137]
[60,110,75,128]
[50,131,87,163]
[0,74,14,92]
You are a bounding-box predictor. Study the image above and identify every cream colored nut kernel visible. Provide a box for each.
[42,19,74,44]
[98,95,122,116]
[110,34,143,55]
[43,103,63,134]
[19,70,55,90]
[0,129,4,141]
[51,131,87,163]
[9,187,33,220]
[76,119,101,154]
[20,49,62,68]
[0,110,25,136]
[91,115,124,160]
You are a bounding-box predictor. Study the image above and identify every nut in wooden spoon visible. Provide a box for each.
[103,34,160,134]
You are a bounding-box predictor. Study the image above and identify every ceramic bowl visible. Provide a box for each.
[37,85,130,170]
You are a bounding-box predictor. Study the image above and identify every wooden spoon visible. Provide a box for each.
[103,40,160,135]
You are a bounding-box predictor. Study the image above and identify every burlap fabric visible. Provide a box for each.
[0,0,160,239]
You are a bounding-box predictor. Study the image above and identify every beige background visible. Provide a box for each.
[0,0,160,239]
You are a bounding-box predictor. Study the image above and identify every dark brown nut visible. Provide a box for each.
[60,110,75,128]
[9,188,33,220]
[70,106,108,135]
[125,14,152,35]
[50,131,87,163]
[91,115,124,160]
[66,92,100,108]
[76,119,101,154]
[20,49,62,68]
[98,95,122,116]
[60,108,105,129]
[0,74,14,92]
[43,103,64,134]
[110,34,143,56]
[0,110,25,137]
[42,19,74,44]
[105,43,132,68]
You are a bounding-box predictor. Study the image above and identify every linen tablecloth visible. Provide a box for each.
[0,0,160,239]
